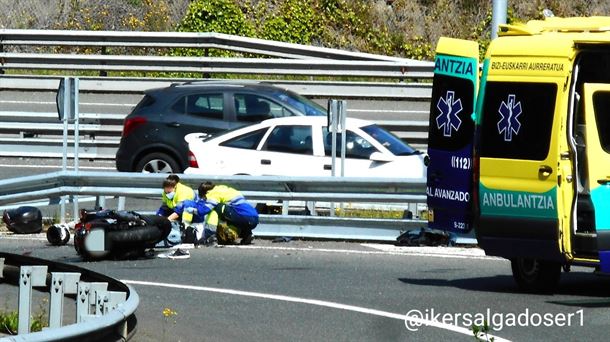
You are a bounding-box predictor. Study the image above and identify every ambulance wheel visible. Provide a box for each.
[511,258,561,293]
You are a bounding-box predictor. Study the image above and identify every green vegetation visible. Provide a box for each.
[0,303,47,335]
[173,0,610,61]
[335,208,406,219]
[3,0,610,63]
[472,320,495,341]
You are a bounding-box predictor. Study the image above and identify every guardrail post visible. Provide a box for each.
[95,290,127,315]
[118,196,126,211]
[100,46,108,77]
[0,41,4,74]
[95,195,106,209]
[76,282,108,322]
[18,265,48,334]
[49,272,81,329]
[73,78,80,221]
[0,258,4,279]
[282,201,289,215]
[306,201,317,216]
[408,203,418,218]
[203,48,211,78]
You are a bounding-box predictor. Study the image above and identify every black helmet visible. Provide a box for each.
[46,224,71,246]
[3,206,42,234]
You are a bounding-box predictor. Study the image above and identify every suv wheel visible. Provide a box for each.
[136,152,180,173]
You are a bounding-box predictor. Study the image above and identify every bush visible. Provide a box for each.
[177,0,254,37]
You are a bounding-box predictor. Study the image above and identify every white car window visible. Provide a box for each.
[263,125,313,155]
[322,127,378,159]
[219,128,268,150]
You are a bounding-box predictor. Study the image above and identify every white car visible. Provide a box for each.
[184,116,425,178]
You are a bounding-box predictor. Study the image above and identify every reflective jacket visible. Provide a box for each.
[180,185,258,226]
[159,182,195,222]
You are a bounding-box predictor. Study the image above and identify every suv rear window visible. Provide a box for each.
[480,82,557,160]
[172,93,224,119]
[132,94,155,113]
[235,94,291,122]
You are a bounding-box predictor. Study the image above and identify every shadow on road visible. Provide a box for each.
[399,275,517,294]
[399,271,610,306]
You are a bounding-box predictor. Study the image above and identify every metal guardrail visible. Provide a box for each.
[1,53,433,78]
[0,75,433,99]
[0,30,416,62]
[0,171,427,241]
[0,30,434,78]
[0,252,138,341]
[0,171,426,205]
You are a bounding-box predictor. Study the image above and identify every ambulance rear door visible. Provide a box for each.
[426,38,479,233]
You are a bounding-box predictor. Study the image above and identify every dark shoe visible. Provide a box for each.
[182,226,197,243]
[240,232,253,245]
[197,234,218,247]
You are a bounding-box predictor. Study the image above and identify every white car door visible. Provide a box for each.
[257,124,324,176]
[201,127,271,175]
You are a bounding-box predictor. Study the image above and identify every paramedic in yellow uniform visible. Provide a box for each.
[156,174,195,223]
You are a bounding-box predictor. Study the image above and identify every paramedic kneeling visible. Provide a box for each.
[194,181,259,245]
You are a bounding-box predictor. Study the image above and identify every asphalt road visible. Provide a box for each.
[0,235,607,342]
[0,157,115,178]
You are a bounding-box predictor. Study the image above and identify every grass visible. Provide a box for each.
[0,308,47,335]
[334,208,406,219]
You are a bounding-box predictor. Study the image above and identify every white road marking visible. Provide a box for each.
[227,244,502,261]
[0,100,134,107]
[123,279,510,341]
[361,243,492,258]
[0,234,501,261]
[0,233,47,241]
[0,163,115,170]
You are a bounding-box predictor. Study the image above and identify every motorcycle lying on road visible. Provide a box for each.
[73,209,171,261]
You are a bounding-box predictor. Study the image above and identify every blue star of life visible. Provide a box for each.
[497,94,522,142]
[436,90,463,137]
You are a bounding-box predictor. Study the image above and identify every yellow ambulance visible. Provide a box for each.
[426,16,610,292]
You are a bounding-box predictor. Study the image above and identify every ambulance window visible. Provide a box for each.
[427,74,475,151]
[593,91,610,153]
[480,82,557,160]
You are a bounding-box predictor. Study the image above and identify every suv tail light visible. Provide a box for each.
[188,151,199,168]
[122,116,147,137]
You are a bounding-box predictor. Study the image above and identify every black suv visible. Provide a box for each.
[116,81,325,172]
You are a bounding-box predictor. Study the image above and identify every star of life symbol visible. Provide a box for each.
[436,91,463,137]
[497,94,522,142]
